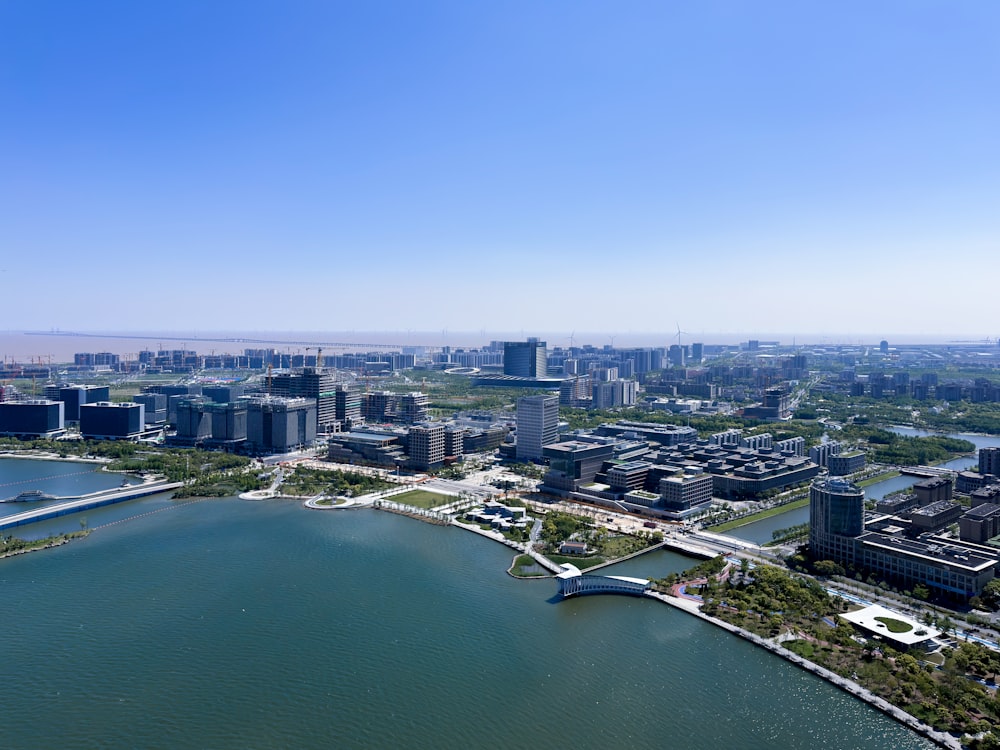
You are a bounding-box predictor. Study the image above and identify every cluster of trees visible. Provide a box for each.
[770,523,809,545]
[700,564,838,628]
[281,468,391,498]
[539,511,591,545]
[923,404,1000,436]
[839,425,975,465]
[108,449,251,482]
[507,462,544,479]
[173,470,267,499]
[690,562,1000,741]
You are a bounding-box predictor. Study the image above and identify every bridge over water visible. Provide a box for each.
[0,481,184,532]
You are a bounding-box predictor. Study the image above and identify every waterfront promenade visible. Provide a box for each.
[646,589,962,749]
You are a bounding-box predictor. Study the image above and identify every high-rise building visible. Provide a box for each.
[980,447,1000,477]
[397,393,429,425]
[45,384,111,421]
[407,423,445,470]
[335,384,362,428]
[133,393,167,424]
[175,397,212,441]
[516,394,558,461]
[504,339,547,378]
[244,396,316,454]
[269,368,337,434]
[809,478,865,565]
[559,375,591,407]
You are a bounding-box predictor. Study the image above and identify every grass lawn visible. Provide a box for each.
[511,554,548,578]
[858,470,901,488]
[547,554,606,570]
[392,489,454,509]
[874,615,913,633]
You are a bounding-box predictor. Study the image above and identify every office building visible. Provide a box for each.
[504,339,547,378]
[335,384,362,428]
[133,393,167,424]
[46,384,111,421]
[809,478,865,565]
[559,375,591,408]
[245,396,316,454]
[202,384,246,404]
[269,369,337,434]
[809,441,841,468]
[981,448,1000,478]
[80,402,145,439]
[407,423,445,471]
[541,440,615,494]
[913,476,953,507]
[0,400,65,438]
[960,503,1000,544]
[397,393,429,425]
[516,394,558,461]
[206,401,248,446]
[827,451,866,476]
[174,397,212,442]
[658,470,714,512]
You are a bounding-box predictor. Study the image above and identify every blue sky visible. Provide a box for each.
[2,1,998,341]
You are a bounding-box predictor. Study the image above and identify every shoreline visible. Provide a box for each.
[0,533,88,560]
[646,590,962,749]
[442,499,967,748]
[0,451,109,465]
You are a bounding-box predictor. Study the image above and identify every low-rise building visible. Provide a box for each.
[827,451,866,476]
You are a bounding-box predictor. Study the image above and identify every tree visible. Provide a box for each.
[813,560,845,577]
[981,579,1000,611]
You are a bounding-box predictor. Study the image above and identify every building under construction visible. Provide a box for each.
[267,368,337,434]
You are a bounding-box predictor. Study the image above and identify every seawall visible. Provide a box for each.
[645,590,962,750]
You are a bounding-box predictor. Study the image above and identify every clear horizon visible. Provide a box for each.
[3,2,998,334]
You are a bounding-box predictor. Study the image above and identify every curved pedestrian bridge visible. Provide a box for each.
[556,563,650,599]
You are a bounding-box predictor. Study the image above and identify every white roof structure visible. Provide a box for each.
[838,603,942,647]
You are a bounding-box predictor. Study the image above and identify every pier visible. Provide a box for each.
[0,481,184,531]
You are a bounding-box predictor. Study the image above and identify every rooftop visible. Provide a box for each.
[838,603,941,647]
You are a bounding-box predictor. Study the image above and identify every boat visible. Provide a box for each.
[2,490,54,503]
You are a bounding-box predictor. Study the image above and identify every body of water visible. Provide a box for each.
[0,459,935,749]
[0,457,141,519]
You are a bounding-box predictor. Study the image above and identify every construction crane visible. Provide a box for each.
[305,347,324,369]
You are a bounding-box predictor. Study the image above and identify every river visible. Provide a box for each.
[732,427,1000,545]
[0,458,934,749]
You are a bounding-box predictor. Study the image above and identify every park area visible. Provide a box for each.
[392,489,454,509]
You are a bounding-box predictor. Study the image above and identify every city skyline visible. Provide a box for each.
[3,2,998,334]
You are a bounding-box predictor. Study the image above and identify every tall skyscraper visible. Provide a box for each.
[504,339,548,377]
[516,394,559,461]
[809,477,865,565]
